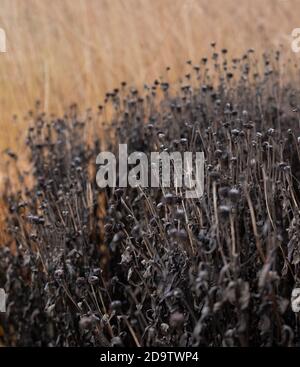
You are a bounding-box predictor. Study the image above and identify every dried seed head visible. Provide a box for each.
[54,269,64,280]
[88,276,99,285]
[218,205,230,217]
[228,188,240,202]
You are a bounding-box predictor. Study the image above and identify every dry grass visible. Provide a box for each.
[0,201,7,242]
[0,0,299,151]
[2,0,300,346]
[2,49,300,346]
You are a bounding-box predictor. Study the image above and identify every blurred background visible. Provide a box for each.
[0,0,299,150]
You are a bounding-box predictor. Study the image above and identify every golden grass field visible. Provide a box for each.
[0,0,300,151]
